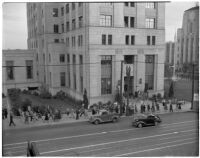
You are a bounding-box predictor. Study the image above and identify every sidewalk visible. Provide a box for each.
[3,101,193,131]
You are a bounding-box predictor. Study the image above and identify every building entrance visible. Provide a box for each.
[124,76,134,96]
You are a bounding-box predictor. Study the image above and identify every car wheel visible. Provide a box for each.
[112,118,118,123]
[138,123,143,128]
[154,121,158,126]
[94,120,100,125]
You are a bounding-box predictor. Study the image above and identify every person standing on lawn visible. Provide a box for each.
[170,103,173,112]
[9,111,16,126]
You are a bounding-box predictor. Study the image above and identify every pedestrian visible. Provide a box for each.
[24,111,29,124]
[140,104,143,113]
[44,112,49,122]
[5,108,8,119]
[135,105,138,113]
[156,102,160,111]
[170,103,173,112]
[151,104,155,113]
[76,108,80,120]
[143,105,146,113]
[9,111,16,126]
[66,108,70,117]
[147,104,150,112]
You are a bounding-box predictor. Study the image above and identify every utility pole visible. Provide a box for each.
[191,63,195,110]
[126,66,131,116]
[120,60,124,115]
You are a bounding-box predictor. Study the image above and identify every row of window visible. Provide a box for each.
[6,60,33,80]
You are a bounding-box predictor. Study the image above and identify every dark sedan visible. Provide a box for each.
[132,114,162,128]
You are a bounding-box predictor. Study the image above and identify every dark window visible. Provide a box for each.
[78,2,83,7]
[130,17,135,28]
[152,36,156,45]
[26,60,33,79]
[72,3,75,10]
[60,72,66,87]
[130,2,135,7]
[124,16,129,27]
[102,34,106,45]
[124,55,134,64]
[54,39,59,43]
[72,19,76,30]
[66,21,70,32]
[66,4,69,13]
[124,2,129,6]
[54,25,59,33]
[147,36,151,45]
[60,54,65,63]
[79,16,83,28]
[61,7,64,16]
[131,35,135,45]
[6,61,14,80]
[67,54,70,63]
[53,8,58,17]
[108,35,112,45]
[125,35,129,45]
[61,23,64,33]
[73,55,76,64]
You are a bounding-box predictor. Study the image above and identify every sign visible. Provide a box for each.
[194,93,199,101]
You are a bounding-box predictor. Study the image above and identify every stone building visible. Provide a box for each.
[27,2,165,104]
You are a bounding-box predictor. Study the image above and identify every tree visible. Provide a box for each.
[83,89,89,109]
[168,81,174,98]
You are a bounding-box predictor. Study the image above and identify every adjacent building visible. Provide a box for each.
[165,41,175,65]
[174,6,199,70]
[27,2,165,104]
[2,49,40,95]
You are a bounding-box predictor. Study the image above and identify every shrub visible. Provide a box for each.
[157,93,162,99]
[40,91,52,99]
[38,105,47,115]
[12,107,20,116]
[21,99,32,112]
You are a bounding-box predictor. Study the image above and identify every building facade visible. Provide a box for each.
[2,49,40,95]
[27,2,165,104]
[174,6,199,70]
[165,41,175,65]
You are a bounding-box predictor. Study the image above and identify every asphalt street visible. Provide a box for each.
[3,112,199,156]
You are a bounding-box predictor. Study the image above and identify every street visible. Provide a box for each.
[3,112,199,156]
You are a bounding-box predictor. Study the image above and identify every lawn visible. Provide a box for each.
[164,79,199,102]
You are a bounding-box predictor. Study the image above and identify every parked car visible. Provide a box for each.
[89,110,120,125]
[132,114,162,128]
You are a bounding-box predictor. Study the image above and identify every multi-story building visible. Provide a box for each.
[165,41,175,65]
[174,6,199,70]
[2,49,40,95]
[27,2,165,104]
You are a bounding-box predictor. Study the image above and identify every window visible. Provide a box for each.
[100,15,112,27]
[146,18,155,28]
[130,2,135,7]
[125,35,129,45]
[78,35,83,47]
[124,16,129,27]
[60,54,65,63]
[145,55,154,90]
[73,55,76,64]
[72,36,76,47]
[79,16,83,28]
[67,54,70,63]
[101,56,112,95]
[78,2,83,7]
[72,3,75,10]
[54,25,59,33]
[54,39,59,43]
[146,3,155,9]
[26,60,33,79]
[102,34,106,45]
[72,19,76,30]
[61,23,64,33]
[108,35,112,45]
[73,54,76,90]
[152,36,156,45]
[6,61,14,80]
[66,21,70,32]
[61,7,64,16]
[66,37,69,47]
[53,8,58,17]
[49,54,51,62]
[60,72,66,87]
[124,55,134,64]
[124,2,129,6]
[130,17,135,28]
[131,35,135,45]
[147,36,151,45]
[66,4,69,13]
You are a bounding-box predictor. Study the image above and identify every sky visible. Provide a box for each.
[2,1,197,49]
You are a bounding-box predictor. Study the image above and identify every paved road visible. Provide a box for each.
[3,112,199,156]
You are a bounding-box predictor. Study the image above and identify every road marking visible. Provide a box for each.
[114,141,197,156]
[3,120,197,147]
[40,129,195,155]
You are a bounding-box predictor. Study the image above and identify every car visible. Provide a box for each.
[132,114,162,128]
[89,110,120,125]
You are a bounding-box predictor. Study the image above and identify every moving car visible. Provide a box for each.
[89,110,120,125]
[132,114,162,128]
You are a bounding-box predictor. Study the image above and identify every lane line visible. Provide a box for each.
[114,141,197,156]
[40,129,195,155]
[3,120,197,147]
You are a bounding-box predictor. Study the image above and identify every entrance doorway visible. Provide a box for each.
[124,76,134,96]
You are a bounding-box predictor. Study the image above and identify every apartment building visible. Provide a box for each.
[27,2,165,104]
[2,49,39,95]
[174,6,199,70]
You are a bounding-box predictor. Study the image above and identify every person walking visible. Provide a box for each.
[9,111,16,126]
[24,111,29,124]
[76,108,80,120]
[170,103,173,112]
[5,108,8,119]
[147,104,150,112]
